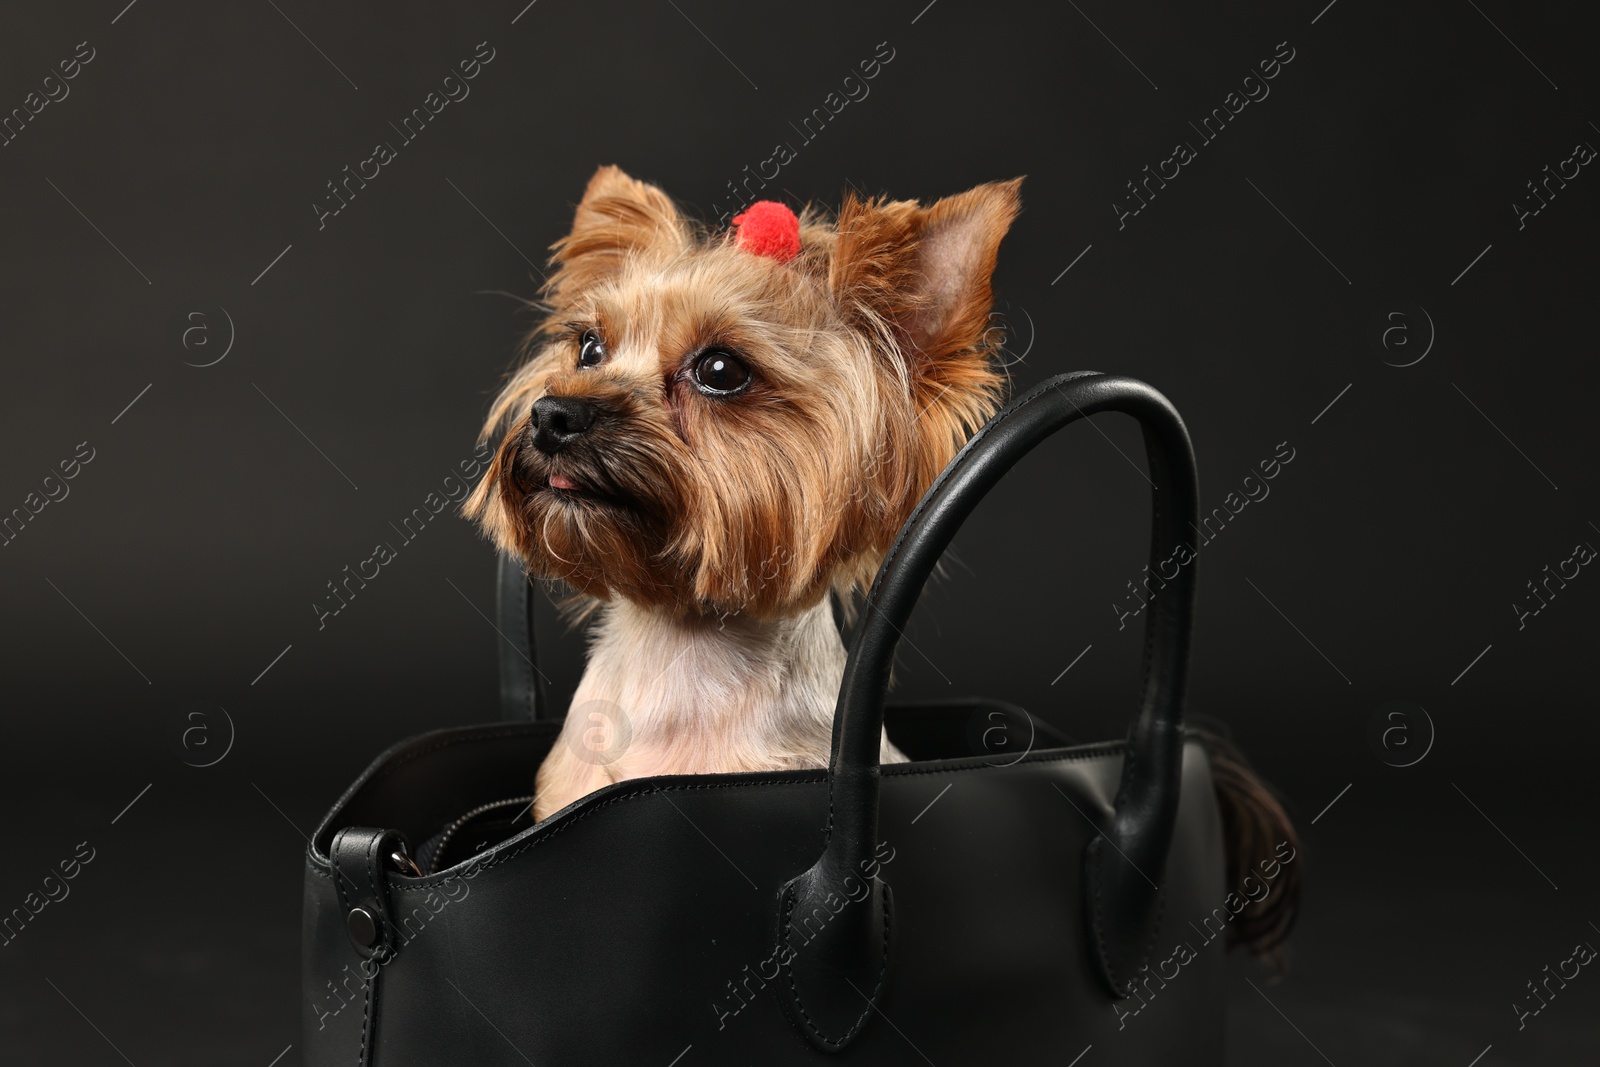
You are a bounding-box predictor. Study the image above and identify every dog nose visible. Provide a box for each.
[530,395,597,454]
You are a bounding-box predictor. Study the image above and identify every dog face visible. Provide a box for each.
[467,166,1021,617]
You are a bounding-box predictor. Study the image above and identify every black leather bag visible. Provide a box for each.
[301,372,1228,1065]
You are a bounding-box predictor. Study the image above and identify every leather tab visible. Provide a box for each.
[776,868,892,1051]
[327,827,408,1067]
[330,827,408,962]
[1085,837,1165,997]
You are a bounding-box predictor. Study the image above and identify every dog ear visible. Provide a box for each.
[547,165,691,299]
[832,178,1022,498]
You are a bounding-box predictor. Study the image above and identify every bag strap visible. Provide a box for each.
[776,372,1200,1048]
[495,551,549,722]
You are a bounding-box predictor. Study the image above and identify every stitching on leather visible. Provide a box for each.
[1086,843,1124,993]
[1143,888,1168,978]
[1087,836,1169,997]
[354,972,372,1067]
[366,833,386,953]
[328,828,378,1066]
[1127,436,1164,802]
[777,882,893,1049]
[386,740,1169,892]
[825,762,836,839]
[331,829,355,913]
[314,838,358,897]
[329,736,1202,890]
[849,884,893,1044]
[389,776,822,890]
[305,742,1132,883]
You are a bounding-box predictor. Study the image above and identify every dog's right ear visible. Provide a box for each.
[546,165,691,300]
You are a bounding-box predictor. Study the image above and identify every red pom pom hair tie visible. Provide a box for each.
[731,201,801,263]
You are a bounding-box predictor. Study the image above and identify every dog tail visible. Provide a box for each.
[1198,729,1301,968]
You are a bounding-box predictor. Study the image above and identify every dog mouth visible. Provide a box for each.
[501,418,672,522]
[523,461,633,510]
[543,477,623,507]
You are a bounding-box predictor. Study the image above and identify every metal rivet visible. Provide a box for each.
[347,907,379,947]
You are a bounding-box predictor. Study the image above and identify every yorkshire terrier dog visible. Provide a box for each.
[466,166,1298,959]
[468,165,1017,822]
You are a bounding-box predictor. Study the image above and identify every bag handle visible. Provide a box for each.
[775,372,1200,1049]
[496,552,550,721]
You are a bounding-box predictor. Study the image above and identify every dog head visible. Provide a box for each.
[467,165,1021,617]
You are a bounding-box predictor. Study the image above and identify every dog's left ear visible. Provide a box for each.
[832,178,1023,490]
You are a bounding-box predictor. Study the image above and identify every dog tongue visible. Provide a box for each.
[549,473,578,490]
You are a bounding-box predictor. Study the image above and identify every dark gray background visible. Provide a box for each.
[2,0,1596,1063]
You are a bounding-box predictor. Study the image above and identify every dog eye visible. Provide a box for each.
[577,331,606,368]
[691,349,751,395]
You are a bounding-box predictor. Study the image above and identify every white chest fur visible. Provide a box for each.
[532,598,901,820]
